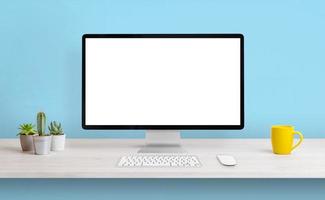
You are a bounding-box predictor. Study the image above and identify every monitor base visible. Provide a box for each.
[138,130,187,153]
[138,144,186,153]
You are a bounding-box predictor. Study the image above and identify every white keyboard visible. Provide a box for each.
[118,154,201,168]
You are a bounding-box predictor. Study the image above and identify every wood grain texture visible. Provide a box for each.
[0,139,324,178]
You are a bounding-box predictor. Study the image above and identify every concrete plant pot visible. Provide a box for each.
[33,135,52,155]
[20,135,35,151]
[51,134,65,151]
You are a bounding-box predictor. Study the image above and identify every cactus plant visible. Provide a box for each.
[49,121,66,151]
[48,121,64,135]
[37,112,46,136]
[17,123,37,136]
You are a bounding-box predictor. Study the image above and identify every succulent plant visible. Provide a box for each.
[48,121,64,135]
[37,112,46,136]
[17,123,37,136]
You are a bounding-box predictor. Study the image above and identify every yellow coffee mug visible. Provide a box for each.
[271,125,303,155]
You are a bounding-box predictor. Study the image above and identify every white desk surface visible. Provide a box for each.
[0,139,324,178]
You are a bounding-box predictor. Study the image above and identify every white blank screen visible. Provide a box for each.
[85,38,241,125]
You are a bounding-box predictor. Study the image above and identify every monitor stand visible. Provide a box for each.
[138,130,187,153]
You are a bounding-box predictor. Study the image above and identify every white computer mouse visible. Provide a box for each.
[217,155,237,166]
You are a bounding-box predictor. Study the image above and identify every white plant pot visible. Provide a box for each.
[33,135,52,155]
[51,134,65,151]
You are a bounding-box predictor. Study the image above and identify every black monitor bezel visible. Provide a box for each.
[82,34,244,130]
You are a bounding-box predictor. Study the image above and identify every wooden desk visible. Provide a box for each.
[0,139,324,178]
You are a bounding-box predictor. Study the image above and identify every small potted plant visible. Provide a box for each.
[17,123,37,151]
[49,121,65,151]
[33,112,52,155]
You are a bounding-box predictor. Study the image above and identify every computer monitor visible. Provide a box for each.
[82,34,244,153]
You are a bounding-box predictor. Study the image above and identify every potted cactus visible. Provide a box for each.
[17,123,37,151]
[33,112,52,155]
[49,121,65,151]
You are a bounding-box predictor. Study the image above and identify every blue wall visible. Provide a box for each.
[1,179,325,200]
[1,0,325,138]
[1,0,325,199]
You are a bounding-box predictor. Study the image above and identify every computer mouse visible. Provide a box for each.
[217,155,237,166]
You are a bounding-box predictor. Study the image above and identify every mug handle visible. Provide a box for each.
[292,131,304,151]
